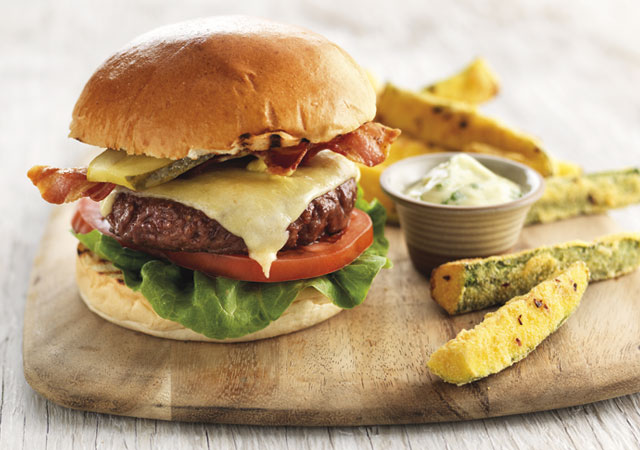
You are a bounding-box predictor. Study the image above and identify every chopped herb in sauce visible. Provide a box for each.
[405,154,522,206]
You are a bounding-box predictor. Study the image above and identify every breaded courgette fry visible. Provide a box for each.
[423,58,500,105]
[428,262,588,385]
[551,158,583,177]
[526,168,640,225]
[431,233,640,315]
[462,141,532,167]
[376,84,554,176]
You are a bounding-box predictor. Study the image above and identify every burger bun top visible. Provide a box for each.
[69,16,376,159]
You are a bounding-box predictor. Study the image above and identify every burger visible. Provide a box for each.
[27,16,400,342]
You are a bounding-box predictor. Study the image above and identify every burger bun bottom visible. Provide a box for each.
[76,244,342,342]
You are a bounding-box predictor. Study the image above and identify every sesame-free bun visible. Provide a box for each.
[75,244,342,342]
[69,16,376,160]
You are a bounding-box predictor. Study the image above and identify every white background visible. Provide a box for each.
[2,0,640,448]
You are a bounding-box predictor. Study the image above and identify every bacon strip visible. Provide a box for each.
[260,143,311,176]
[319,122,401,167]
[261,122,401,175]
[27,166,114,204]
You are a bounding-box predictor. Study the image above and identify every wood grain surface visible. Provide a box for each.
[23,204,640,426]
[4,0,640,448]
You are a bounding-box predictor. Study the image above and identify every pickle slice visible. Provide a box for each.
[87,149,214,190]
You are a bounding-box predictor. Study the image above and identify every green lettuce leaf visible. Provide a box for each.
[74,190,390,339]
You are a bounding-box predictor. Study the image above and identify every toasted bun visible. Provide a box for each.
[69,16,376,160]
[75,244,342,342]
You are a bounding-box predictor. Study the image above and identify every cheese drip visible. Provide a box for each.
[101,151,360,277]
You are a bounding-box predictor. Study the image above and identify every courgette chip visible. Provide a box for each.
[431,232,640,315]
[551,158,583,177]
[462,141,532,167]
[428,262,589,386]
[376,83,554,176]
[526,168,640,225]
[422,58,500,105]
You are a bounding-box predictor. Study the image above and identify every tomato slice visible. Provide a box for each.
[73,198,374,282]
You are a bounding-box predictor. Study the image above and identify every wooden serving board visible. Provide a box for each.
[23,205,640,426]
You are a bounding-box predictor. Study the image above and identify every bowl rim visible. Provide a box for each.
[379,152,546,213]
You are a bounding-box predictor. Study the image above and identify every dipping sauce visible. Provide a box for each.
[404,154,522,206]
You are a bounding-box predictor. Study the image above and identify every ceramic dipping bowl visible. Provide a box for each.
[380,152,545,276]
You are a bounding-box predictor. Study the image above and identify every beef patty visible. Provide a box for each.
[106,178,357,254]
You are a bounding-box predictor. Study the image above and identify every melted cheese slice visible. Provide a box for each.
[101,151,359,278]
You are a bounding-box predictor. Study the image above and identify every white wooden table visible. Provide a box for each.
[2,0,640,448]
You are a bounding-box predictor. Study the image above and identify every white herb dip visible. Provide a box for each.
[405,154,522,206]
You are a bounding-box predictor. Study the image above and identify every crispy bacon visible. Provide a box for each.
[27,166,114,204]
[260,122,401,175]
[319,122,401,167]
[260,142,311,176]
